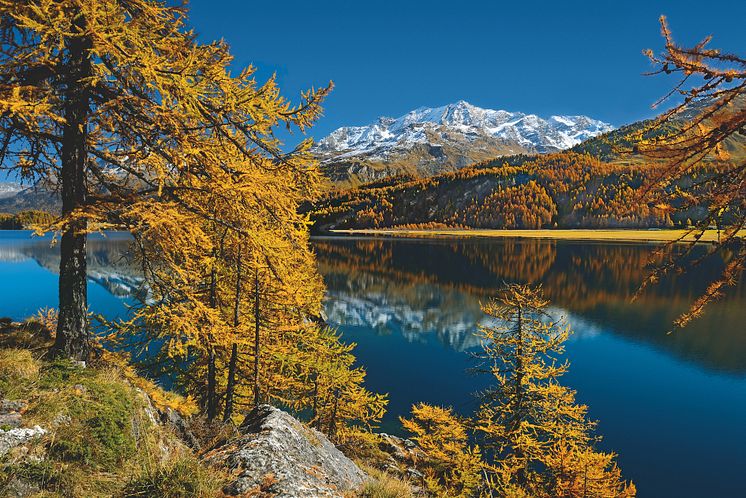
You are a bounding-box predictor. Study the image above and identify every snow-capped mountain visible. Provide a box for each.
[314,100,614,185]
[0,182,23,199]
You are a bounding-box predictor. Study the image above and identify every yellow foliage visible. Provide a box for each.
[474,284,634,497]
[400,403,483,498]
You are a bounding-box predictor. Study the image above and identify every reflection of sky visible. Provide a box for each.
[0,231,136,321]
[3,232,746,498]
[322,254,746,498]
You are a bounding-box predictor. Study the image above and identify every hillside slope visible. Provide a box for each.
[308,99,746,231]
[308,152,689,231]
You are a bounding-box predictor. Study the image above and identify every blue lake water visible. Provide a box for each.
[1,231,744,497]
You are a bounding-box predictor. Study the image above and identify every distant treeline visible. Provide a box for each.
[309,151,716,231]
[0,210,55,229]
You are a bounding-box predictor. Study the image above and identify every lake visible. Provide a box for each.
[1,231,745,497]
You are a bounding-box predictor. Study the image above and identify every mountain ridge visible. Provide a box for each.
[314,100,614,185]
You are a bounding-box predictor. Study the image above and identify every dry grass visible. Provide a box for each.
[0,322,228,497]
[356,466,414,498]
[0,348,40,381]
[331,228,744,243]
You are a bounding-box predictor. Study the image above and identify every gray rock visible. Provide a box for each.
[160,407,200,450]
[0,412,22,428]
[0,400,27,415]
[0,426,46,456]
[52,413,71,427]
[4,477,41,498]
[206,405,367,497]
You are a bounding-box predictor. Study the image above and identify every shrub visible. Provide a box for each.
[31,361,137,471]
[357,467,413,498]
[121,456,224,498]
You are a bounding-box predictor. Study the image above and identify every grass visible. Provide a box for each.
[356,466,414,498]
[331,228,743,243]
[0,320,228,497]
[120,455,225,498]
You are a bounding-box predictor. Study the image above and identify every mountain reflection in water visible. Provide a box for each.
[1,231,744,498]
[313,236,746,498]
[314,236,746,375]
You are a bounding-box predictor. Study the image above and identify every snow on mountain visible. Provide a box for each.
[317,100,612,157]
[0,182,23,200]
[314,101,614,185]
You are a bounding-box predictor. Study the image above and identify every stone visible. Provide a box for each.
[160,407,200,450]
[4,477,41,498]
[0,412,22,428]
[0,426,46,457]
[52,413,71,427]
[0,400,27,415]
[205,405,367,497]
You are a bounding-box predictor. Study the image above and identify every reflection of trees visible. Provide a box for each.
[313,237,746,374]
[456,239,557,283]
[0,235,142,297]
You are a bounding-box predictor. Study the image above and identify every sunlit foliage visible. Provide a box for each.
[400,403,483,497]
[636,16,746,327]
[473,284,635,497]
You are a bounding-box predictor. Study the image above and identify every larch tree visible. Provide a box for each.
[400,403,484,498]
[636,16,745,327]
[0,0,330,360]
[472,284,634,497]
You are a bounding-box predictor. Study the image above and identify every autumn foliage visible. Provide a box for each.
[402,285,635,497]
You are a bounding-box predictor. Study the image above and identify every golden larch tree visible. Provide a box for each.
[0,0,330,360]
[637,16,745,327]
[472,284,635,497]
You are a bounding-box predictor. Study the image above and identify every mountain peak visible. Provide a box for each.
[314,102,614,185]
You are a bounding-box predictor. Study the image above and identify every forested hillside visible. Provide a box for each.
[308,106,746,231]
[308,152,694,230]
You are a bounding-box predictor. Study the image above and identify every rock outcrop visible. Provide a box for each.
[0,399,45,457]
[0,426,46,457]
[205,404,367,497]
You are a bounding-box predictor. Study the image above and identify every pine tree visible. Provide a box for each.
[473,284,634,497]
[638,16,746,327]
[400,403,483,498]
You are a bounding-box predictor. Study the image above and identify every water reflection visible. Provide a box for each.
[0,232,141,320]
[1,232,742,497]
[314,237,746,375]
[0,232,140,296]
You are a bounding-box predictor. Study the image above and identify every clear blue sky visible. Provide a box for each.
[186,0,746,142]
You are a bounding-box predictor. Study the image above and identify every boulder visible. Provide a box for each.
[0,400,27,415]
[205,405,367,497]
[0,412,22,428]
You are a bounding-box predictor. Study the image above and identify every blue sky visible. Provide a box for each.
[185,0,746,143]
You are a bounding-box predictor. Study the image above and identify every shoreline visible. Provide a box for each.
[327,228,739,243]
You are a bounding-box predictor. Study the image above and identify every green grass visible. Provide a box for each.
[356,466,414,498]
[0,322,227,497]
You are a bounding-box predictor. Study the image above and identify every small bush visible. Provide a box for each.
[357,467,414,498]
[0,348,40,379]
[0,348,40,399]
[121,456,224,498]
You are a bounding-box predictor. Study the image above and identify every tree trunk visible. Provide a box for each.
[223,248,242,422]
[53,13,91,361]
[253,266,260,407]
[311,371,319,428]
[223,343,238,422]
[514,305,526,486]
[207,261,218,421]
[328,388,340,440]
